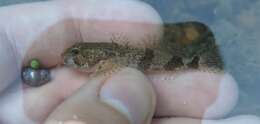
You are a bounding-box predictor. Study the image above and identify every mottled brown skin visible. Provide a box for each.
[62,21,224,74]
[161,21,224,71]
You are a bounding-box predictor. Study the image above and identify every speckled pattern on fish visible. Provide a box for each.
[62,21,224,74]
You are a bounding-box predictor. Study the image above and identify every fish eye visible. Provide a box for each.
[71,48,80,55]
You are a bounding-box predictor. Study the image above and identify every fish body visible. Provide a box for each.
[62,21,224,74]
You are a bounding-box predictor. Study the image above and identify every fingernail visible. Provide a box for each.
[100,68,155,124]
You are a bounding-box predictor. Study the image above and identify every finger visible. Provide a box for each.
[147,71,238,119]
[22,63,237,123]
[0,0,162,68]
[44,68,156,124]
[23,67,90,123]
[152,115,260,124]
[0,36,19,92]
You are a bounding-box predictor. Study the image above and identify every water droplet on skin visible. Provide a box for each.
[58,121,64,124]
[162,76,175,81]
[73,115,79,120]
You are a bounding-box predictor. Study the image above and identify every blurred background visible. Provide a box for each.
[0,0,45,6]
[1,0,259,118]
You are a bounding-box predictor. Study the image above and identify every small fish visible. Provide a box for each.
[62,21,224,75]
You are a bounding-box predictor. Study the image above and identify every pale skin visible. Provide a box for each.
[0,0,259,124]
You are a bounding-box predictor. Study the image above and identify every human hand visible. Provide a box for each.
[0,0,160,123]
[0,0,259,124]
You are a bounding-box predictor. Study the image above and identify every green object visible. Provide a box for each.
[30,59,41,69]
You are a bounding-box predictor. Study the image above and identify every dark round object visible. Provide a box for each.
[39,69,51,83]
[22,67,51,87]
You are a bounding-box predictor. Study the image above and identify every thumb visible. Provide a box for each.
[44,68,156,124]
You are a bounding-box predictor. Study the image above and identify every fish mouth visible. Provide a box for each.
[62,56,96,74]
[63,56,76,67]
